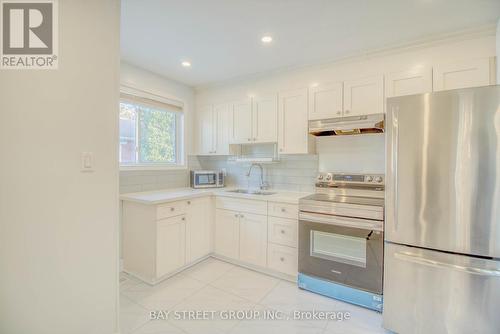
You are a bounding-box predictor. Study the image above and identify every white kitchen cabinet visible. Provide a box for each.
[385,67,432,98]
[214,209,240,260]
[268,216,297,248]
[198,105,215,155]
[214,103,231,155]
[252,94,278,143]
[239,212,267,267]
[156,215,186,278]
[230,99,253,144]
[343,75,384,116]
[230,94,278,144]
[196,103,230,155]
[267,243,298,277]
[185,198,211,263]
[308,82,343,120]
[278,88,314,154]
[433,57,493,91]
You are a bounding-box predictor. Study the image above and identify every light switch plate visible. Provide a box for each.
[81,152,94,172]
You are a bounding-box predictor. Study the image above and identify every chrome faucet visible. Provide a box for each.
[246,163,270,190]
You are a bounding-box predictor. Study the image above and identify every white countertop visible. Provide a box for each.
[120,187,311,205]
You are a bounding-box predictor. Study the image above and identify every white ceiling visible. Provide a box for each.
[121,0,500,87]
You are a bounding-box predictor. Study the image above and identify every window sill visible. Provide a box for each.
[120,165,188,172]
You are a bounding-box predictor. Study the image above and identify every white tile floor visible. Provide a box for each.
[120,258,390,334]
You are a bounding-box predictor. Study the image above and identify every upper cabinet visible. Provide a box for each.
[252,94,278,143]
[343,75,384,116]
[196,103,230,155]
[385,67,432,98]
[433,57,493,91]
[230,94,278,144]
[278,88,314,154]
[308,82,343,120]
[230,99,253,144]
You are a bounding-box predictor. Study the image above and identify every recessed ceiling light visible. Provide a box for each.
[261,35,273,44]
[181,61,191,67]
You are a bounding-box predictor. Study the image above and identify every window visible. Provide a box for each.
[119,92,184,168]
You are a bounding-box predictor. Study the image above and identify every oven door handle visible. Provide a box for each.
[299,212,383,231]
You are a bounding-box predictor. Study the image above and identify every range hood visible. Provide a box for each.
[309,114,384,136]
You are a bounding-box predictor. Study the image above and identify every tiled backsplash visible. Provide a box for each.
[119,169,190,193]
[190,154,318,193]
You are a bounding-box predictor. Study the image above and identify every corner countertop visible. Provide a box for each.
[120,187,311,205]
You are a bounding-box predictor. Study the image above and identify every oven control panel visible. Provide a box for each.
[316,173,384,186]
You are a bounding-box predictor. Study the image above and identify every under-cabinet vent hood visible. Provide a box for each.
[309,114,384,136]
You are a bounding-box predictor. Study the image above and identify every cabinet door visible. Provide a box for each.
[185,198,210,263]
[239,212,267,267]
[433,57,492,92]
[278,88,309,154]
[197,105,215,154]
[308,82,343,120]
[214,209,240,260]
[230,99,253,144]
[253,94,278,143]
[214,103,230,155]
[156,215,186,278]
[385,67,432,98]
[343,75,384,116]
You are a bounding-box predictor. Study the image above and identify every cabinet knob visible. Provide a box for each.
[248,138,251,141]
[281,230,285,234]
[279,148,283,152]
[235,214,239,218]
[240,214,244,218]
[281,208,286,212]
[253,138,256,141]
[170,207,175,212]
[181,217,185,221]
[187,201,191,205]
[280,257,285,262]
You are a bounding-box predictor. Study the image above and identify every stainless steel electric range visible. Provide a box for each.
[297,172,385,312]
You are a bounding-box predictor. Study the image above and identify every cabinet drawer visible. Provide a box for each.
[216,196,267,215]
[157,201,186,220]
[267,243,298,277]
[268,202,298,219]
[268,217,297,247]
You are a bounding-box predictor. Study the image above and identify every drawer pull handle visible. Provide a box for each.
[170,207,175,212]
[281,230,285,234]
[281,208,286,212]
[187,201,191,205]
[280,257,285,262]
[181,217,185,221]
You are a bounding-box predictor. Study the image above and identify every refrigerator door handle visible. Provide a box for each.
[389,106,399,233]
[394,251,500,277]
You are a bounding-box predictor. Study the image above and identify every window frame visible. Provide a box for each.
[119,86,185,171]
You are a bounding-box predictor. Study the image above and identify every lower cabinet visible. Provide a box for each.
[215,208,268,267]
[215,209,240,259]
[186,197,211,263]
[157,215,186,278]
[123,197,212,284]
[239,213,267,267]
[267,243,298,277]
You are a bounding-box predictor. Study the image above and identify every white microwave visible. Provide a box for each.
[190,170,224,188]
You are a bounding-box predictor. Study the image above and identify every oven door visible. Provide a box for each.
[298,211,384,294]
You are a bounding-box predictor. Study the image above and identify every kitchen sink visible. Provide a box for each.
[226,189,276,195]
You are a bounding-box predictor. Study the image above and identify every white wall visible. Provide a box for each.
[0,1,120,334]
[120,62,195,193]
[497,18,500,81]
[195,33,496,174]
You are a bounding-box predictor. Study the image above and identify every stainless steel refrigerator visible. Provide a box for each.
[383,85,500,334]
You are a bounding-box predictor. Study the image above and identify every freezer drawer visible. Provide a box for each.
[383,242,500,334]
